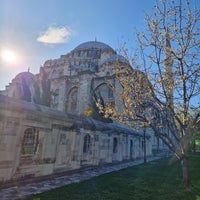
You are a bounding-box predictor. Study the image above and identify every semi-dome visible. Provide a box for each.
[14,72,35,84]
[74,41,115,53]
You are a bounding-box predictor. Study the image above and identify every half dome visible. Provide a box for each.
[14,72,35,84]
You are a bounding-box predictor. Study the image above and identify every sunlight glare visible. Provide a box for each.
[0,49,17,64]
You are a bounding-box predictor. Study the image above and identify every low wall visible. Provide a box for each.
[0,95,152,183]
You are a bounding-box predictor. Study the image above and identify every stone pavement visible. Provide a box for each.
[0,156,162,200]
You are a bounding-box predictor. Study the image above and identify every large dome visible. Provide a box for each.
[74,41,114,52]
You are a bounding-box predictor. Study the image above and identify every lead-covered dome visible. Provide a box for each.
[14,72,35,85]
[74,41,115,53]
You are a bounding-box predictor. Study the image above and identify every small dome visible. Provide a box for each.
[11,71,35,102]
[14,72,35,84]
[15,72,34,80]
[74,41,114,53]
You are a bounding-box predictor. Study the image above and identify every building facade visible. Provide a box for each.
[0,41,162,183]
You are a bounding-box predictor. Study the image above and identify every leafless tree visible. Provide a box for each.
[97,0,200,187]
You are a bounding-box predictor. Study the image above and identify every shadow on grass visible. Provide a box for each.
[23,152,200,200]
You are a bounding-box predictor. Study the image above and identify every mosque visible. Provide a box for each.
[0,41,166,183]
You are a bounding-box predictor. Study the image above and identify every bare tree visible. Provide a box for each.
[97,0,200,187]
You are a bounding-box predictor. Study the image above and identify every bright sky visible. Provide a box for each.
[0,0,200,90]
[0,0,156,90]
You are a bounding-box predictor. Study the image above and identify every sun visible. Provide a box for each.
[0,49,17,64]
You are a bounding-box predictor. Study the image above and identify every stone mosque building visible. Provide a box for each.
[0,41,165,183]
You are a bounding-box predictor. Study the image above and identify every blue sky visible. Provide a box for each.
[0,0,155,90]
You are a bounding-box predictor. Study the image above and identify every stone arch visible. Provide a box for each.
[51,88,59,108]
[91,83,114,122]
[94,83,114,103]
[51,69,57,78]
[66,87,78,113]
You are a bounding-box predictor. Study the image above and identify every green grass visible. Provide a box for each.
[24,152,200,200]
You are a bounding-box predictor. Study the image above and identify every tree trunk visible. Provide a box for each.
[180,155,190,187]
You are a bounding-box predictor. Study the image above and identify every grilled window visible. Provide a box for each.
[22,128,39,155]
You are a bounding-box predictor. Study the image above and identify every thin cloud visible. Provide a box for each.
[37,26,71,44]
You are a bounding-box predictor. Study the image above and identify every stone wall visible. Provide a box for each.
[0,94,152,183]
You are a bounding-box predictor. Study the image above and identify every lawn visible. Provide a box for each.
[24,152,200,200]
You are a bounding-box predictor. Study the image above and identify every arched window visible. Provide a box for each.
[94,83,114,103]
[108,86,114,99]
[67,87,78,112]
[83,134,91,154]
[51,69,57,78]
[52,89,59,108]
[22,128,39,155]
[113,137,118,153]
